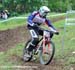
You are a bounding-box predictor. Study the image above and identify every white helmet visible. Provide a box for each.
[39,6,50,17]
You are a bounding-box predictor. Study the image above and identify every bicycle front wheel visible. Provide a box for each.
[39,41,55,65]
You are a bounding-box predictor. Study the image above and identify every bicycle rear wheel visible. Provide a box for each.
[39,41,55,65]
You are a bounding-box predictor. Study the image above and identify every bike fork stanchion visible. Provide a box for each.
[43,36,46,53]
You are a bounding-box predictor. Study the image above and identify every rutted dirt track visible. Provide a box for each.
[0,26,30,51]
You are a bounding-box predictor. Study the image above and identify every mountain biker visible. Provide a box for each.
[25,6,59,59]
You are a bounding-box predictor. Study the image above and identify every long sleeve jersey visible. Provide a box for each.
[27,11,56,31]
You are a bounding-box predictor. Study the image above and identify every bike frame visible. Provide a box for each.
[36,30,51,54]
[23,30,55,65]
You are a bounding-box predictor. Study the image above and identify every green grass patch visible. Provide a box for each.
[0,19,26,30]
[0,43,24,66]
[53,20,75,66]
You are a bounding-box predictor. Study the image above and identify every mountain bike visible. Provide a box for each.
[23,30,58,65]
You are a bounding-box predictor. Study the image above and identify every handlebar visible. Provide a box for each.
[34,25,59,35]
[44,30,59,35]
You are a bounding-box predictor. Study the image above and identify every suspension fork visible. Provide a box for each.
[43,35,51,53]
[43,35,47,53]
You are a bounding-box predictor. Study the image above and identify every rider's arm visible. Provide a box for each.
[27,11,39,26]
[27,14,35,26]
[45,19,57,32]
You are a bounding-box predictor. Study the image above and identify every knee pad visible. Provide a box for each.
[31,38,39,46]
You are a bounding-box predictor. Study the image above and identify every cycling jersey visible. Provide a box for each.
[27,11,56,31]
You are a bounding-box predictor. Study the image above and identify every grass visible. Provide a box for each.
[0,43,24,65]
[0,43,24,70]
[53,20,75,66]
[0,19,26,30]
[0,14,75,70]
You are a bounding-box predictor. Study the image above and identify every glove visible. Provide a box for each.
[32,24,39,29]
[55,31,59,35]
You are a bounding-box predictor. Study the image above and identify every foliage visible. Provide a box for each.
[0,0,75,14]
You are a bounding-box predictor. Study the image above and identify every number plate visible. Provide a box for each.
[43,31,50,37]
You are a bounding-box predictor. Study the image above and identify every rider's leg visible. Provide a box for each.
[50,31,54,38]
[24,29,39,59]
[28,29,39,52]
[28,38,39,52]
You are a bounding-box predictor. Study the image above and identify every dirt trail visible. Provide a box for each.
[7,54,67,70]
[7,54,74,70]
[0,26,30,51]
